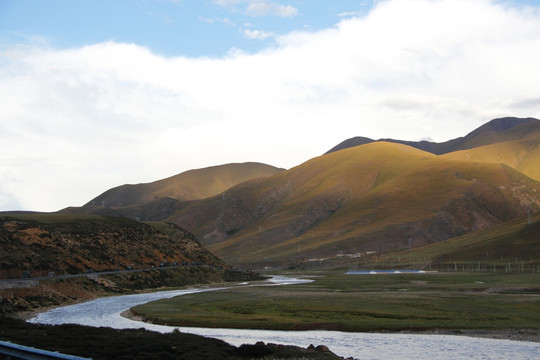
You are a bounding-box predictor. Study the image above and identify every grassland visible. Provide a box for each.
[131,270,540,337]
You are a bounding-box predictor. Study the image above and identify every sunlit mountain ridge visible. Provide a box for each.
[60,117,540,266]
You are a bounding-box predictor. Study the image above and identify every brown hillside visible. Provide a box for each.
[166,142,540,266]
[442,125,540,181]
[0,213,225,279]
[82,162,283,208]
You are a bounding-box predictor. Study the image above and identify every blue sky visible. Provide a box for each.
[1,0,373,57]
[1,0,540,212]
[5,0,534,57]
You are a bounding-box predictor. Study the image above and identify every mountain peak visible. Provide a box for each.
[324,136,374,154]
[466,117,538,137]
[326,117,539,156]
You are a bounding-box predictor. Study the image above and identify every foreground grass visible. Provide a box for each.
[132,271,540,333]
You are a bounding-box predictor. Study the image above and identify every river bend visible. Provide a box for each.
[29,277,539,359]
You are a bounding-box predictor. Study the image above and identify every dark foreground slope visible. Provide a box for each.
[0,317,344,360]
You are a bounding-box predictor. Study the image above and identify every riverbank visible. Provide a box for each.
[130,270,540,343]
[10,276,350,359]
[121,308,540,343]
[21,274,540,359]
[393,328,540,343]
[0,266,265,315]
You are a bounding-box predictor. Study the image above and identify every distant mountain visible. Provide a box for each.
[166,142,540,266]
[325,117,539,155]
[84,162,284,207]
[61,162,284,220]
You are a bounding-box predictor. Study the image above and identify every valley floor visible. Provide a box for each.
[130,270,540,343]
[121,310,540,342]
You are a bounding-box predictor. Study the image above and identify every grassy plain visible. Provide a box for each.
[132,270,540,334]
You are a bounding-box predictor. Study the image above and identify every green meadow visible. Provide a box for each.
[131,270,540,333]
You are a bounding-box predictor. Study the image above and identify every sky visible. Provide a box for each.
[1,0,540,212]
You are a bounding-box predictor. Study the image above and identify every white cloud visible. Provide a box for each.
[337,11,361,17]
[213,0,243,6]
[510,98,540,110]
[244,29,275,39]
[199,16,236,26]
[2,0,540,211]
[245,2,297,17]
[214,0,298,18]
[199,16,215,24]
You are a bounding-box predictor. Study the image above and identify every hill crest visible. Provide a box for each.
[325,117,540,155]
[83,162,283,209]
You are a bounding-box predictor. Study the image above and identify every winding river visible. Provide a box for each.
[29,277,539,359]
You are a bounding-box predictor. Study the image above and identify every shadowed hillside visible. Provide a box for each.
[385,211,540,268]
[165,142,540,266]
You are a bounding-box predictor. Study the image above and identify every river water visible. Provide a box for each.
[29,276,539,359]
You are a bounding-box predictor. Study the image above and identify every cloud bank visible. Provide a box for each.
[2,0,540,211]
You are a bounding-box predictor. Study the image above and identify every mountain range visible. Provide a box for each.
[326,117,539,156]
[61,117,540,266]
